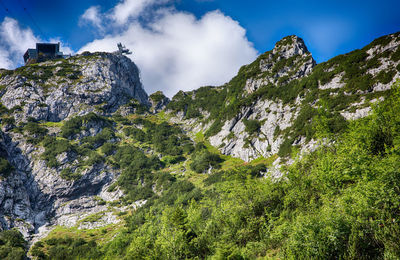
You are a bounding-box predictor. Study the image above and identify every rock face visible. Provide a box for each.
[245,35,316,94]
[0,52,149,123]
[0,52,149,242]
[0,128,122,240]
[167,32,400,162]
[0,32,400,246]
[149,91,170,113]
[208,36,316,161]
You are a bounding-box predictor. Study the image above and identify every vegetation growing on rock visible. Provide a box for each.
[0,33,399,260]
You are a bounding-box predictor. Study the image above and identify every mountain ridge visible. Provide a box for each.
[166,31,400,162]
[0,31,399,258]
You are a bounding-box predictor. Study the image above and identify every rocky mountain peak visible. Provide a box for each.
[0,52,149,123]
[244,35,316,94]
[273,35,310,58]
[149,91,170,113]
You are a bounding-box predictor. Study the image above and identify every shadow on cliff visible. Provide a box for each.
[0,130,55,239]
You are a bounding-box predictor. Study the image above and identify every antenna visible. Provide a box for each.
[117,42,132,55]
[0,0,15,16]
[17,0,47,39]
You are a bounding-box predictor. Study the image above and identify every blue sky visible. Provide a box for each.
[0,0,399,96]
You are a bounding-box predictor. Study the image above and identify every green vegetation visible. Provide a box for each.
[23,121,49,144]
[61,112,112,139]
[30,237,101,259]
[125,118,194,156]
[0,229,26,260]
[190,143,223,173]
[60,168,81,181]
[32,82,400,259]
[243,118,261,133]
[167,33,399,155]
[2,116,15,125]
[149,91,166,104]
[0,157,13,178]
[41,136,76,168]
[2,34,400,259]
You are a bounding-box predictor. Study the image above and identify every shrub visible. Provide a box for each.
[0,157,13,178]
[0,229,26,260]
[101,143,116,156]
[123,127,146,142]
[42,136,75,168]
[190,150,223,173]
[2,116,15,125]
[60,168,81,181]
[149,91,166,104]
[243,119,261,134]
[23,122,48,143]
[61,113,112,139]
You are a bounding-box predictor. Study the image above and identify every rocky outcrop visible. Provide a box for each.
[149,91,170,113]
[245,35,316,94]
[0,52,150,242]
[209,99,296,161]
[167,33,400,162]
[0,52,149,123]
[0,116,125,242]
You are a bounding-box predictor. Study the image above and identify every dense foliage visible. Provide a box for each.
[190,143,223,173]
[0,229,26,260]
[30,82,400,259]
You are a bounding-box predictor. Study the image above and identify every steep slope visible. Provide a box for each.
[167,32,400,162]
[0,52,151,241]
[0,32,400,259]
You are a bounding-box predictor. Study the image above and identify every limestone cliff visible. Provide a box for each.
[0,52,149,242]
[0,52,148,123]
[0,32,400,251]
[167,32,400,162]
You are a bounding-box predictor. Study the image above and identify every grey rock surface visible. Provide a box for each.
[0,52,149,123]
[0,52,149,242]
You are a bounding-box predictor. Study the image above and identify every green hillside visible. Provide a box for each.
[24,80,400,259]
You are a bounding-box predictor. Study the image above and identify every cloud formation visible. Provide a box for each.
[79,6,103,30]
[79,1,258,97]
[110,0,165,25]
[0,17,39,69]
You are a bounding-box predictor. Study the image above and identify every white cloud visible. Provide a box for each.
[0,17,39,69]
[0,49,13,69]
[110,0,165,25]
[79,6,102,30]
[79,6,258,97]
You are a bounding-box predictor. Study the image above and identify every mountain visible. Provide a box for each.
[0,32,399,259]
[167,33,400,162]
[0,52,149,240]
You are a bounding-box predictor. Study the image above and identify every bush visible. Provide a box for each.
[61,113,112,139]
[60,168,81,181]
[123,127,146,142]
[81,127,115,149]
[149,91,166,104]
[243,119,261,134]
[31,237,101,259]
[0,229,26,260]
[23,122,48,143]
[0,157,13,178]
[2,116,15,125]
[42,136,76,168]
[101,143,116,156]
[190,150,223,173]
